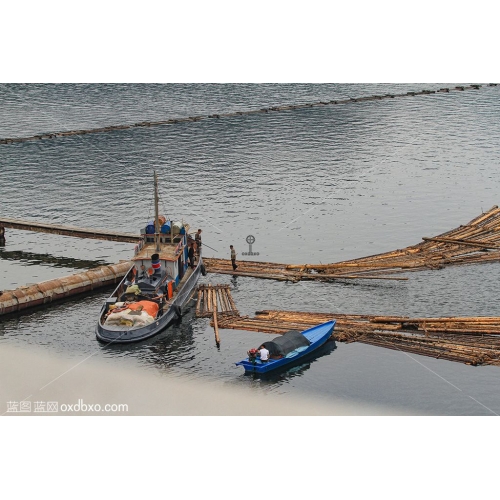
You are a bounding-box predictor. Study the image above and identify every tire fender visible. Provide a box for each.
[172,305,182,318]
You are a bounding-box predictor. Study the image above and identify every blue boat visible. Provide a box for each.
[235,320,336,374]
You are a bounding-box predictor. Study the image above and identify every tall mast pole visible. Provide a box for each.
[154,170,160,252]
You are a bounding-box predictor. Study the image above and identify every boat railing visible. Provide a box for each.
[134,239,145,255]
[174,260,201,305]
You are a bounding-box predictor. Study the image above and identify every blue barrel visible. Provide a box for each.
[145,221,155,234]
[161,222,171,234]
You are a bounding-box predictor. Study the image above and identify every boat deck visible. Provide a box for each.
[133,242,182,262]
[165,265,195,305]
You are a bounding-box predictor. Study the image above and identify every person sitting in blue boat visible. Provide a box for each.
[257,345,269,363]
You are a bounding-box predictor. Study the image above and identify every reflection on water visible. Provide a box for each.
[100,316,198,370]
[242,339,338,383]
[0,248,109,269]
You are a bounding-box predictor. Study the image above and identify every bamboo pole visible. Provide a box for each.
[216,287,222,313]
[212,292,220,346]
[300,273,409,281]
[226,288,239,315]
[221,287,231,314]
[203,288,209,315]
[208,288,213,314]
[422,236,500,249]
[195,289,202,316]
[223,287,231,313]
[370,315,500,323]
[217,287,225,313]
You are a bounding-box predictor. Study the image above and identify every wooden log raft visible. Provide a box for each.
[205,206,500,282]
[214,309,500,367]
[195,284,239,318]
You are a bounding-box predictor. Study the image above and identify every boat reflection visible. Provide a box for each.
[0,248,109,269]
[97,304,199,368]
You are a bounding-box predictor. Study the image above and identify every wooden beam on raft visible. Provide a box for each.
[0,217,140,243]
[422,237,500,249]
[226,288,239,316]
[196,288,202,317]
[196,284,239,318]
[300,273,408,281]
[203,287,209,316]
[212,291,220,346]
[217,287,225,314]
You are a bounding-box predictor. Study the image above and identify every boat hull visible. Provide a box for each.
[96,257,203,344]
[235,320,336,374]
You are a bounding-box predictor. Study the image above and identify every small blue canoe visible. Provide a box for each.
[235,320,336,374]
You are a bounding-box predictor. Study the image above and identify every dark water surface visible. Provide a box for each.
[1,83,499,415]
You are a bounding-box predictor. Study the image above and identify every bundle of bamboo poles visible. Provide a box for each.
[204,206,500,281]
[203,257,409,282]
[215,310,500,366]
[195,284,239,318]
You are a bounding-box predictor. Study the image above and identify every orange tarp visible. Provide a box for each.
[128,301,159,318]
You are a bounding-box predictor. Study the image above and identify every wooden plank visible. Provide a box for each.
[422,236,500,249]
[0,217,139,243]
[195,289,202,317]
[212,291,220,346]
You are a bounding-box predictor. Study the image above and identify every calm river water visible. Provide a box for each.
[1,83,499,415]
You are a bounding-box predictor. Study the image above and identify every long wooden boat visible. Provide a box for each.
[235,320,336,374]
[96,172,205,344]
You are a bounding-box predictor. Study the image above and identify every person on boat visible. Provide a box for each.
[230,245,238,271]
[195,229,202,255]
[188,243,195,269]
[124,267,136,286]
[257,345,269,363]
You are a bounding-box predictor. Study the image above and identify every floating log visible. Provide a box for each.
[212,292,220,346]
[422,236,500,249]
[0,217,140,243]
[195,288,203,316]
[0,261,131,316]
